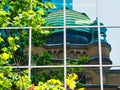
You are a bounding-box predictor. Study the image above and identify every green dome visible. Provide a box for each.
[45,9,93,45]
[45,9,92,33]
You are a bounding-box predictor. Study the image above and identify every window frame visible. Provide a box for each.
[1,0,120,90]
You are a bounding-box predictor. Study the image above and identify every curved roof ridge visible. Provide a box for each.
[45,9,92,27]
[46,9,90,19]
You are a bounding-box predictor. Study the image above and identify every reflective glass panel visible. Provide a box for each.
[32,28,64,65]
[103,67,120,90]
[67,67,100,89]
[0,29,29,66]
[66,27,99,65]
[99,0,120,26]
[73,0,97,21]
[106,28,120,67]
[31,68,64,84]
[44,0,64,26]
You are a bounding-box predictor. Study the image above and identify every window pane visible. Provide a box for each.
[31,68,64,84]
[66,0,73,10]
[73,0,97,21]
[45,0,97,27]
[66,27,99,65]
[67,67,101,89]
[106,28,120,67]
[66,9,94,26]
[100,27,112,65]
[51,0,64,11]
[44,0,64,26]
[99,0,120,26]
[0,29,29,66]
[103,67,120,90]
[32,28,64,65]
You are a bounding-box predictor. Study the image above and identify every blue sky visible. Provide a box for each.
[73,0,120,68]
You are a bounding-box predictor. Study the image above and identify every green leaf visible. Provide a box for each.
[0,37,4,43]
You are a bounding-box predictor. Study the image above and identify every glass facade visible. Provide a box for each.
[1,0,120,90]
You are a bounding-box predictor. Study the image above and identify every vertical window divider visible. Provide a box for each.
[28,27,32,78]
[96,0,104,90]
[63,0,67,89]
[28,0,33,78]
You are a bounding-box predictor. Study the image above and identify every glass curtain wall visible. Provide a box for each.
[1,0,120,90]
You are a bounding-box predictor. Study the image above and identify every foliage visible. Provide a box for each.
[67,56,89,65]
[66,73,78,89]
[0,29,29,66]
[0,35,85,90]
[66,73,85,90]
[0,33,20,67]
[0,1,87,90]
[0,0,56,72]
[29,73,84,90]
[34,79,65,90]
[31,55,88,85]
[0,35,85,89]
[0,34,31,90]
[31,68,64,85]
[0,1,56,82]
[32,50,53,65]
[13,70,31,90]
[0,73,12,90]
[78,56,89,64]
[0,34,19,89]
[0,0,56,27]
[0,0,56,46]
